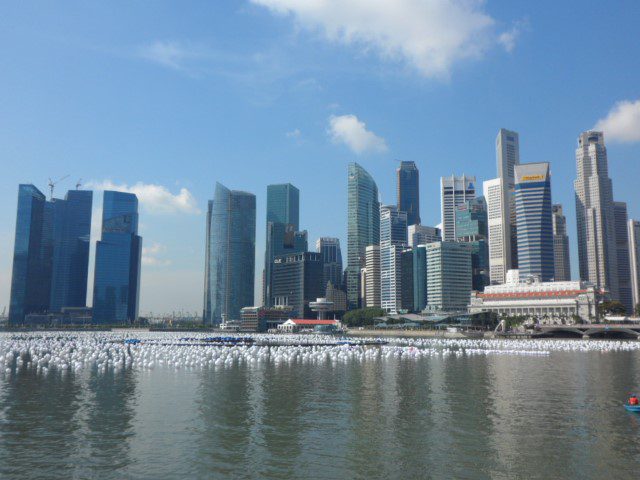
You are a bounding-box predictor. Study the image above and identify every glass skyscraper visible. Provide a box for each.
[263,183,305,306]
[271,252,324,318]
[397,160,420,226]
[455,196,489,291]
[50,190,93,312]
[9,185,49,324]
[346,163,380,309]
[514,162,554,282]
[316,237,343,290]
[204,183,256,325]
[93,191,142,324]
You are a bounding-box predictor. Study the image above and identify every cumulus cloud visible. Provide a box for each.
[595,100,640,143]
[142,243,172,267]
[251,0,518,78]
[328,114,388,154]
[86,181,200,215]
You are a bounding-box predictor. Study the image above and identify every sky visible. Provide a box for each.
[1,0,639,316]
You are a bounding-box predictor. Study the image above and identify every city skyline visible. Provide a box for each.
[1,2,640,314]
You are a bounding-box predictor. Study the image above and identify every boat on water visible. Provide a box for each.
[624,404,640,413]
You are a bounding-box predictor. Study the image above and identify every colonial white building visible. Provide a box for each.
[468,270,602,324]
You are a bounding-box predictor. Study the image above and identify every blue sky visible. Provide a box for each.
[1,1,639,315]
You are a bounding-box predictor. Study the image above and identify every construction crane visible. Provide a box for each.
[76,178,82,190]
[48,174,69,199]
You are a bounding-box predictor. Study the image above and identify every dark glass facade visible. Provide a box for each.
[266,183,299,229]
[9,185,49,324]
[456,197,489,291]
[316,237,343,290]
[204,183,256,325]
[400,248,414,312]
[93,191,142,324]
[50,190,93,312]
[412,245,427,312]
[272,252,324,318]
[397,160,420,226]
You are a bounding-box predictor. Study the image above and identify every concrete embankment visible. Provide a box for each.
[346,329,471,339]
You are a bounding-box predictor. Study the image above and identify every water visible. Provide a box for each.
[1,333,640,479]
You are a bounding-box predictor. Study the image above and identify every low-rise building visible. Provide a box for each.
[240,306,294,332]
[468,269,602,324]
[277,319,341,333]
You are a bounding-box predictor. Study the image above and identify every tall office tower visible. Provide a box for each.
[93,191,142,324]
[364,245,381,308]
[496,128,520,269]
[400,248,414,312]
[380,205,408,314]
[316,237,343,289]
[440,174,476,241]
[455,197,489,291]
[272,252,324,318]
[552,204,571,281]
[346,163,380,309]
[574,131,619,298]
[408,224,441,247]
[9,185,50,324]
[267,183,299,229]
[514,163,554,282]
[203,183,256,325]
[397,160,420,226]
[412,245,427,312]
[484,178,508,285]
[613,202,633,313]
[49,190,93,312]
[263,183,304,306]
[628,220,640,310]
[426,242,472,311]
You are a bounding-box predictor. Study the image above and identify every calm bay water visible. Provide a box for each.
[1,340,640,479]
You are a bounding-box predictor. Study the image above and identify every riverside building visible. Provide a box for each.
[613,202,633,314]
[426,241,472,311]
[380,205,408,314]
[440,174,476,241]
[552,204,571,281]
[469,270,600,324]
[629,220,640,309]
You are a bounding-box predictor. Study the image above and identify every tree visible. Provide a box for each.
[598,301,626,317]
[342,307,385,327]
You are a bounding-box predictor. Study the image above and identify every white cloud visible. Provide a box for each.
[86,181,200,215]
[137,40,205,71]
[142,243,172,267]
[286,128,301,138]
[595,100,640,143]
[328,114,388,154]
[251,0,518,78]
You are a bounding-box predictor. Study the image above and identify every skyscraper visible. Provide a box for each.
[496,128,520,269]
[628,220,640,311]
[412,245,427,312]
[613,202,632,313]
[407,224,441,247]
[514,162,554,281]
[364,245,381,308]
[203,183,256,325]
[346,163,380,309]
[263,183,304,306]
[440,174,475,241]
[380,205,408,314]
[456,196,489,291]
[397,160,420,226]
[574,131,619,298]
[552,204,571,281]
[49,190,93,312]
[9,185,49,324]
[316,237,343,289]
[426,242,472,311]
[484,178,508,285]
[272,252,324,318]
[93,191,142,324]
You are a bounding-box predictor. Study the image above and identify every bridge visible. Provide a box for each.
[537,324,640,339]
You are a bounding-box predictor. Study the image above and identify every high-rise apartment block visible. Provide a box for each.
[552,204,571,281]
[203,183,256,325]
[346,163,380,309]
[397,160,420,226]
[574,131,619,299]
[440,175,475,241]
[93,191,142,324]
[514,162,554,281]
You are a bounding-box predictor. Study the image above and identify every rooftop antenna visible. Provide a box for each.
[76,178,82,190]
[48,174,69,199]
